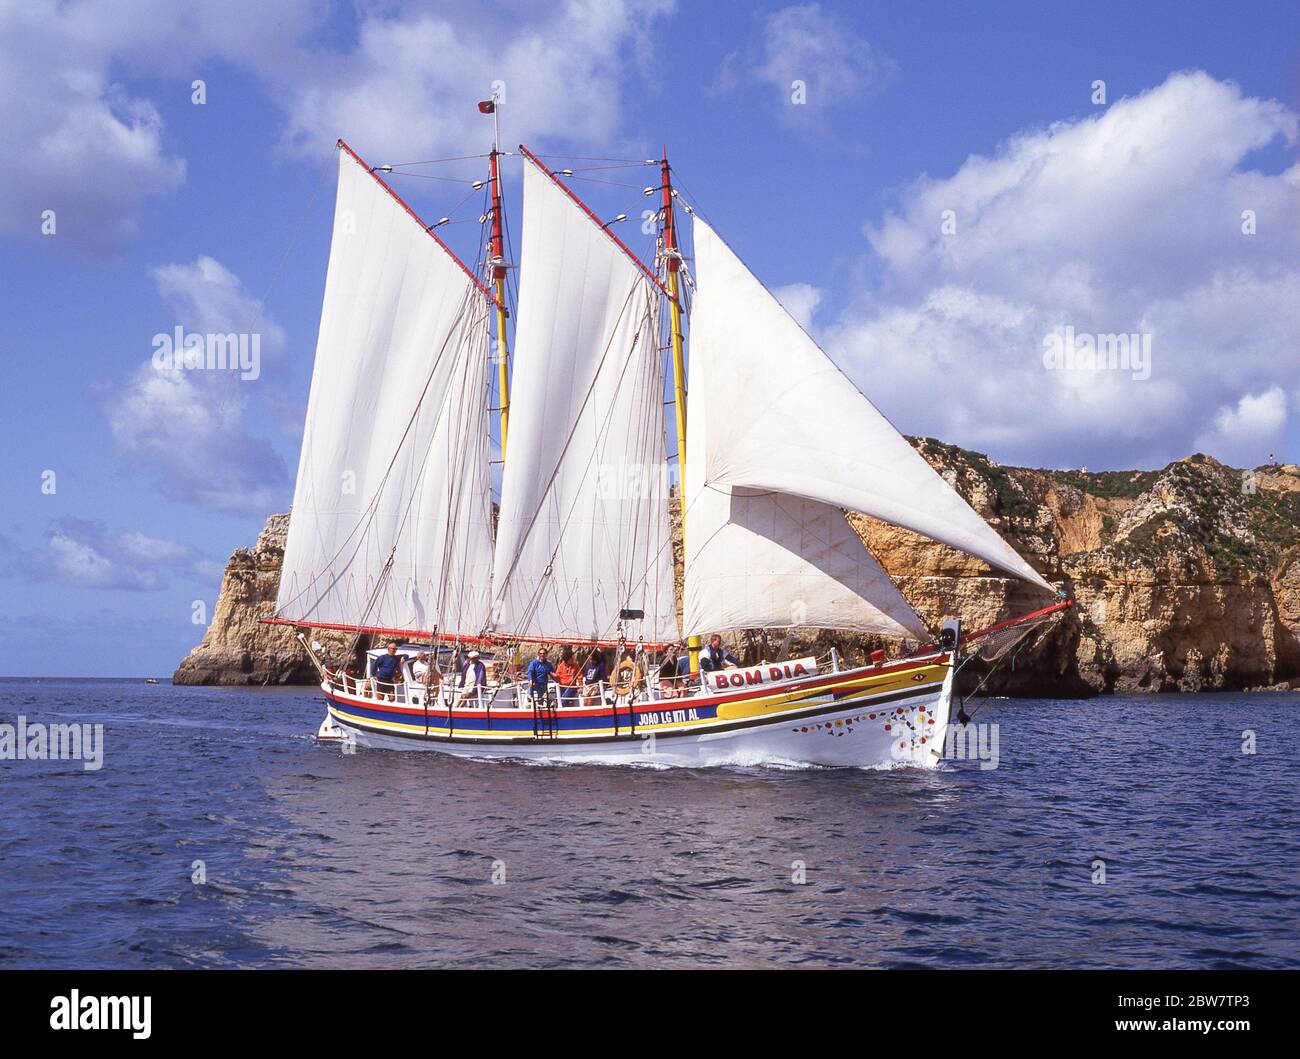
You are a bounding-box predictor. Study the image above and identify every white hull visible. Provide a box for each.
[326,664,956,770]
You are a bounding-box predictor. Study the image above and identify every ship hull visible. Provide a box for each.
[319,655,955,769]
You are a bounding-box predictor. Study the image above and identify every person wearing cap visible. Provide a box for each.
[458,649,488,706]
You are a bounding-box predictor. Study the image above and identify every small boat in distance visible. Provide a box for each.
[265,105,1070,768]
[144,678,160,685]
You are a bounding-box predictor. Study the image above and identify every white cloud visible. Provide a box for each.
[40,518,213,591]
[714,3,896,121]
[825,71,1300,469]
[150,256,287,349]
[773,282,823,330]
[2,1,674,247]
[107,256,290,513]
[278,0,676,161]
[1193,387,1288,467]
[0,0,319,250]
[0,2,184,249]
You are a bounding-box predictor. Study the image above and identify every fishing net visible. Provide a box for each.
[969,614,1058,664]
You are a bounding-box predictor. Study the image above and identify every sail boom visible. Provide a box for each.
[262,617,674,650]
[260,616,495,645]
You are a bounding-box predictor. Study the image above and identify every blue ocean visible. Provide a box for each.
[1,679,1295,969]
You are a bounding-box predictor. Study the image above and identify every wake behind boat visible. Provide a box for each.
[264,104,1070,769]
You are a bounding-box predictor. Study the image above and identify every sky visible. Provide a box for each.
[1,0,1297,676]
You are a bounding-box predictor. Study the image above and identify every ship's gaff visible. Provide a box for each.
[682,216,1054,639]
[488,159,679,645]
[274,147,496,637]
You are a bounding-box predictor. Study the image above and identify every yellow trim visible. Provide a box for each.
[713,664,946,721]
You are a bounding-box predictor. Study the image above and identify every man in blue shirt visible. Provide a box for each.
[526,646,555,705]
[369,642,405,700]
[698,634,740,673]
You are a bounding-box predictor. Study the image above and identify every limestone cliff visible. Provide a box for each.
[853,443,1300,695]
[176,446,1299,695]
[172,514,362,686]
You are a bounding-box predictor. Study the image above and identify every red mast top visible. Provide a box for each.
[487,148,507,283]
[660,149,680,274]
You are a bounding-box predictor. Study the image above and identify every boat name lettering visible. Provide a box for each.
[637,707,701,726]
[708,657,818,691]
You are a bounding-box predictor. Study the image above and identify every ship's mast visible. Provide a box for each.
[485,103,512,458]
[660,150,701,676]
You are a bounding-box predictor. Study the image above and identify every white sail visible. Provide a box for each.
[490,160,678,643]
[682,251,928,639]
[685,217,1055,596]
[682,482,930,638]
[275,147,496,635]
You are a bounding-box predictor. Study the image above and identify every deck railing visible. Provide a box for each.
[326,651,875,711]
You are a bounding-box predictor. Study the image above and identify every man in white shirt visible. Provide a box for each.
[458,650,488,706]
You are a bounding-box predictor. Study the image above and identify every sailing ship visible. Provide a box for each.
[265,109,1070,768]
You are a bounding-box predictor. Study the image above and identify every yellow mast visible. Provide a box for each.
[485,102,511,457]
[660,151,701,676]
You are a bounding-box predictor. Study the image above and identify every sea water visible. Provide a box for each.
[0,679,1295,968]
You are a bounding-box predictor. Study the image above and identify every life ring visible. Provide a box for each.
[612,661,642,697]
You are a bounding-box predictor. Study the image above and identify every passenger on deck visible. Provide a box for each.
[369,642,405,701]
[658,644,685,698]
[526,647,556,708]
[458,649,488,706]
[580,648,608,706]
[699,634,741,673]
[554,646,581,708]
[412,652,439,688]
[612,648,643,703]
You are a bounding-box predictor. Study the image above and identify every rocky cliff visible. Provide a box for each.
[175,445,1299,695]
[172,514,363,686]
[853,443,1300,695]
